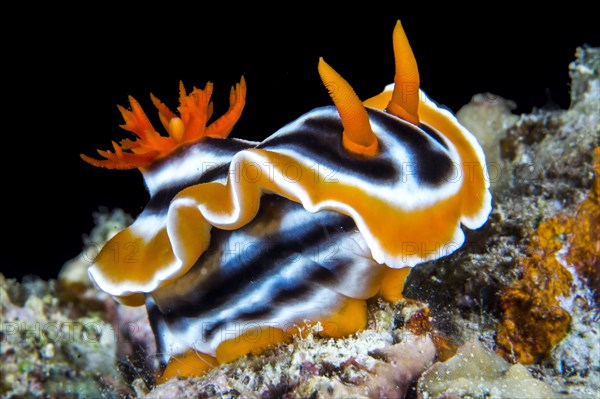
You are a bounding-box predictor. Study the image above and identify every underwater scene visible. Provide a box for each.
[1,15,598,399]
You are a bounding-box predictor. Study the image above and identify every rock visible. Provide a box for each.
[0,273,130,398]
[417,340,556,399]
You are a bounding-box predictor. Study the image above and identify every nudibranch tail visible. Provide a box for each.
[386,20,420,125]
[318,57,378,156]
[80,77,246,170]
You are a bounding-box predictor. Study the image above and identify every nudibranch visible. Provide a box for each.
[82,21,491,382]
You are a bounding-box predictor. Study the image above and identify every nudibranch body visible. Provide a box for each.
[82,21,491,382]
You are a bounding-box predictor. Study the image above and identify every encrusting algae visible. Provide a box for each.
[495,215,573,364]
[403,305,459,362]
[496,146,600,364]
[566,146,600,299]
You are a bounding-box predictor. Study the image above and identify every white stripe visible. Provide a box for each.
[143,146,235,195]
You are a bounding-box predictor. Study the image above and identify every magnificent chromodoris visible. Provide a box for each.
[82,21,491,382]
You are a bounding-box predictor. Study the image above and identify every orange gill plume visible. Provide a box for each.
[81,77,247,170]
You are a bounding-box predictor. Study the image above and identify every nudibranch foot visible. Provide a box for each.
[156,350,218,384]
[154,295,369,382]
[379,267,413,303]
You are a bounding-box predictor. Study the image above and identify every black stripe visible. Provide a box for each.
[146,137,256,173]
[145,295,170,366]
[142,108,455,217]
[259,106,455,186]
[266,264,338,305]
[258,107,398,182]
[143,163,230,214]
[156,196,355,320]
[368,109,455,186]
[201,265,338,339]
[419,123,450,150]
[142,138,255,214]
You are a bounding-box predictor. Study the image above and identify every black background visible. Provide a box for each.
[4,9,598,280]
